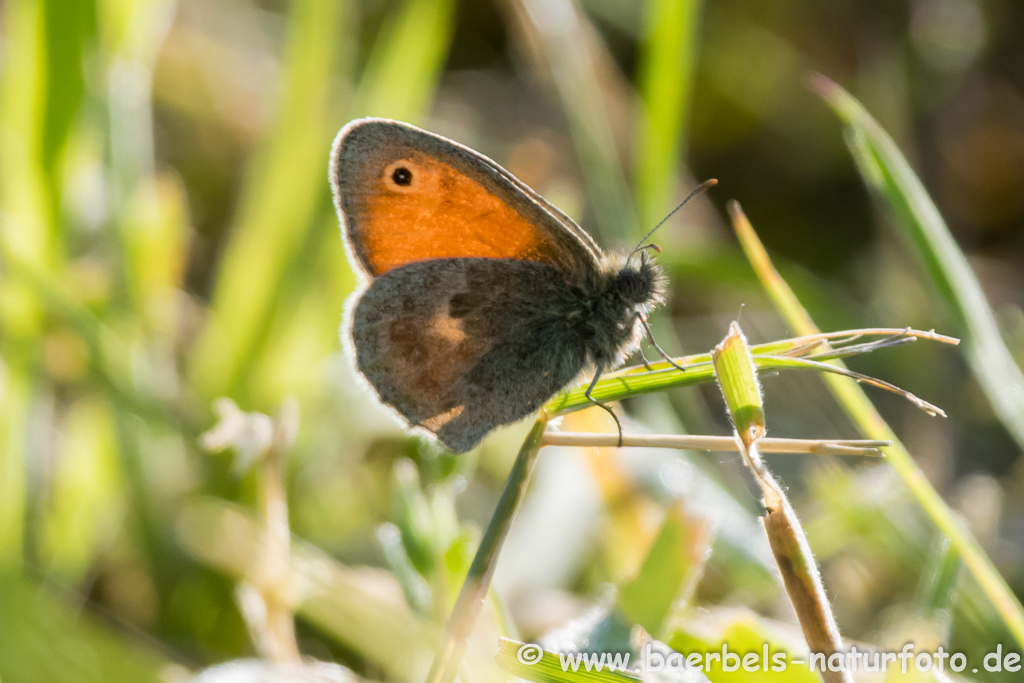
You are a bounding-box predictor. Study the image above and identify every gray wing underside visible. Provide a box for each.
[350,258,588,452]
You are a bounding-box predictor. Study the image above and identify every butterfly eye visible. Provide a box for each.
[384,160,419,192]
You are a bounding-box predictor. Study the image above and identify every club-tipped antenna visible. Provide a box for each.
[632,178,718,254]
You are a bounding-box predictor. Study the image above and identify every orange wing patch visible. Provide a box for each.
[355,152,564,275]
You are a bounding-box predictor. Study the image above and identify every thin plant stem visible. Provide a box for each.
[758,460,851,683]
[425,412,550,683]
[541,431,887,457]
[713,323,852,683]
[199,398,301,662]
[256,400,301,663]
[811,74,1024,452]
[547,328,958,415]
[729,200,1024,649]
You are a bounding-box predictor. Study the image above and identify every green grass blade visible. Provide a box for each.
[426,415,549,683]
[41,0,93,192]
[511,0,636,240]
[812,75,1024,452]
[729,200,1024,649]
[0,371,30,569]
[618,503,710,635]
[353,0,457,121]
[548,362,716,413]
[0,0,72,269]
[0,574,169,683]
[712,322,765,445]
[41,396,123,582]
[545,328,950,415]
[634,0,704,229]
[188,0,347,401]
[494,638,642,683]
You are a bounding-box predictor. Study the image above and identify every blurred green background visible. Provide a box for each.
[1,0,1024,681]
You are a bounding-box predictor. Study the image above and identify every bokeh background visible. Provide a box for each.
[1,0,1023,681]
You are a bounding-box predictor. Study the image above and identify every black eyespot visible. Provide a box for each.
[391,166,413,186]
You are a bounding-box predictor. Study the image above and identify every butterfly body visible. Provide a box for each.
[331,118,665,452]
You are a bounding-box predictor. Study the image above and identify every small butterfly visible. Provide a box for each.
[330,118,712,452]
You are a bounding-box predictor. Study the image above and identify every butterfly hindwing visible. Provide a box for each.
[350,258,589,452]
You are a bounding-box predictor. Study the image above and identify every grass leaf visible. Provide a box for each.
[353,0,457,121]
[634,0,704,228]
[712,322,765,447]
[544,329,954,415]
[509,0,636,239]
[618,503,711,635]
[728,199,1024,649]
[812,74,1024,452]
[494,638,642,683]
[188,0,348,401]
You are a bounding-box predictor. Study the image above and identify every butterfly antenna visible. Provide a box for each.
[632,178,718,254]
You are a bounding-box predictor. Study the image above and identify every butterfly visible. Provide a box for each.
[330,118,711,452]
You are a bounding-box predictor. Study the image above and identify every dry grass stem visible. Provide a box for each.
[713,323,853,683]
[200,398,302,663]
[541,431,888,457]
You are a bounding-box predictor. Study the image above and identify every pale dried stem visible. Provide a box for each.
[542,431,889,457]
[750,438,851,683]
[200,397,301,663]
[257,399,301,663]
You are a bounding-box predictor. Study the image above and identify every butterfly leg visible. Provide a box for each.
[637,345,656,371]
[641,316,688,373]
[584,363,624,447]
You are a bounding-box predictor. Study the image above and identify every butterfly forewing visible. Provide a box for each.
[331,119,601,281]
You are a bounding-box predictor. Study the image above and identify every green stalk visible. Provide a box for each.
[634,0,704,229]
[729,200,1024,649]
[425,413,550,683]
[188,0,347,401]
[509,0,636,239]
[713,323,851,683]
[812,75,1024,452]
